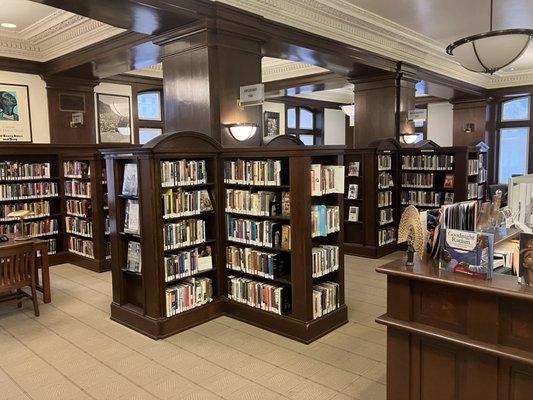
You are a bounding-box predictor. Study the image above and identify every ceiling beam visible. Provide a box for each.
[0,57,44,75]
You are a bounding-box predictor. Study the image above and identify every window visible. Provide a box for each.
[496,95,533,183]
[285,106,322,145]
[139,128,162,145]
[137,91,162,121]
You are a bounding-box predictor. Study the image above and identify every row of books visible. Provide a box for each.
[378,191,393,207]
[225,189,289,218]
[311,205,340,238]
[0,218,58,237]
[63,161,90,178]
[0,162,51,180]
[468,183,479,200]
[377,155,392,171]
[226,215,291,250]
[165,277,213,317]
[163,219,206,251]
[65,216,93,238]
[467,159,479,175]
[65,180,91,198]
[313,281,340,319]
[68,236,94,258]
[401,190,445,207]
[46,238,57,255]
[162,188,213,219]
[402,172,435,188]
[478,168,487,183]
[66,199,91,218]
[0,200,51,221]
[379,208,394,225]
[310,164,345,196]
[160,160,207,188]
[378,226,396,246]
[226,246,286,279]
[312,245,339,278]
[164,246,213,282]
[227,275,289,315]
[402,154,454,170]
[378,172,394,189]
[224,159,283,186]
[125,241,141,273]
[0,182,58,200]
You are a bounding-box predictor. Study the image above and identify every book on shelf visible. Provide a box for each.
[379,208,394,225]
[467,183,478,199]
[312,245,339,278]
[68,236,94,258]
[125,241,142,273]
[65,180,91,198]
[161,159,207,187]
[281,192,290,217]
[124,199,140,234]
[444,193,455,205]
[224,159,282,186]
[377,155,392,171]
[165,277,213,317]
[0,218,58,237]
[122,163,138,196]
[378,226,395,246]
[0,200,50,221]
[402,154,454,170]
[401,190,443,207]
[46,239,57,255]
[227,275,290,315]
[313,281,339,319]
[66,199,91,218]
[519,233,533,284]
[468,159,479,175]
[348,206,359,222]
[165,245,213,282]
[402,172,434,188]
[65,216,93,238]
[311,205,340,237]
[348,161,360,177]
[378,172,394,189]
[0,182,58,200]
[443,174,455,189]
[64,161,90,178]
[225,189,282,217]
[310,164,345,196]
[226,246,286,279]
[105,217,110,235]
[378,191,393,207]
[347,184,358,200]
[226,215,288,249]
[0,162,51,181]
[164,219,206,250]
[438,228,494,280]
[162,188,213,218]
[281,225,291,251]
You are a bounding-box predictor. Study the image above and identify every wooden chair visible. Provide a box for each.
[0,243,39,316]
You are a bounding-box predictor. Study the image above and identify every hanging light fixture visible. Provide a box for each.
[446,0,533,74]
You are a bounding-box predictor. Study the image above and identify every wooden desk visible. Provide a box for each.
[0,237,51,303]
[376,257,533,400]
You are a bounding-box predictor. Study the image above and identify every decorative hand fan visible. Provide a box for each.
[397,205,424,266]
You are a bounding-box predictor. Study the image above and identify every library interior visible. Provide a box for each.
[1,0,533,399]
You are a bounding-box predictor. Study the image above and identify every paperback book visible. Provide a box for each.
[348,206,359,222]
[122,163,138,196]
[348,161,360,177]
[347,184,358,200]
[126,241,142,273]
[124,199,140,234]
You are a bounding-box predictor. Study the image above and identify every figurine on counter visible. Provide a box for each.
[398,205,424,267]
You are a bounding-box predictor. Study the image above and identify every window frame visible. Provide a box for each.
[501,96,530,122]
[495,95,533,184]
[285,106,323,145]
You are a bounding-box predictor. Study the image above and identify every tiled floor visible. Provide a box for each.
[0,252,402,400]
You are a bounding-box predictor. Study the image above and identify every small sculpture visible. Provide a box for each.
[398,205,424,266]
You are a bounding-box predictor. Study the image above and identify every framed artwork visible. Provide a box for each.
[137,91,162,121]
[97,94,132,143]
[0,83,32,142]
[443,174,455,189]
[139,127,163,144]
[263,111,280,137]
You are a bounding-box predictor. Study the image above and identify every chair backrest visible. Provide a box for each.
[0,243,35,291]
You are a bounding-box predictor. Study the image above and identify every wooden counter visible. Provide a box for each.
[376,256,533,400]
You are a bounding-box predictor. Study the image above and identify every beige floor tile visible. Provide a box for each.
[230,383,285,400]
[287,380,338,400]
[308,365,360,391]
[202,370,250,397]
[342,376,386,400]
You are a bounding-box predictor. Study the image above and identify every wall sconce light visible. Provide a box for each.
[399,119,419,144]
[463,123,475,133]
[227,123,258,141]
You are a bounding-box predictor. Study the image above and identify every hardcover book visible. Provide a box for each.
[126,241,141,273]
[197,246,213,272]
[438,228,494,279]
[124,199,139,234]
[122,163,138,196]
[199,189,213,212]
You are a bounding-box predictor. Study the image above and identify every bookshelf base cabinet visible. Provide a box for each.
[103,132,348,343]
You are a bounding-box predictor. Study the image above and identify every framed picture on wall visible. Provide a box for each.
[263,111,280,137]
[97,93,132,143]
[139,127,163,144]
[0,83,32,142]
[137,91,162,121]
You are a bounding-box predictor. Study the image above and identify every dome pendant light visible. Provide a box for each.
[446,0,533,74]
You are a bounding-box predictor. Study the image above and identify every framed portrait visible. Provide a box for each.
[137,91,162,121]
[97,94,132,143]
[263,111,280,137]
[0,83,32,142]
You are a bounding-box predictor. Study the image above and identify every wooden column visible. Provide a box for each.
[43,76,99,145]
[155,17,263,147]
[349,71,416,149]
[452,99,490,146]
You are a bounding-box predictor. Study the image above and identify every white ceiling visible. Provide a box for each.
[0,0,55,31]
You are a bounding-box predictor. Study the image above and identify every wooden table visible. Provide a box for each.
[0,236,51,303]
[376,256,533,400]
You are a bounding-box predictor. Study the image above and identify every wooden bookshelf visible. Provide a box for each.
[103,132,347,343]
[344,139,401,258]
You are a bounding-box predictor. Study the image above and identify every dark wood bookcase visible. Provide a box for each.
[344,140,401,258]
[103,132,347,343]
